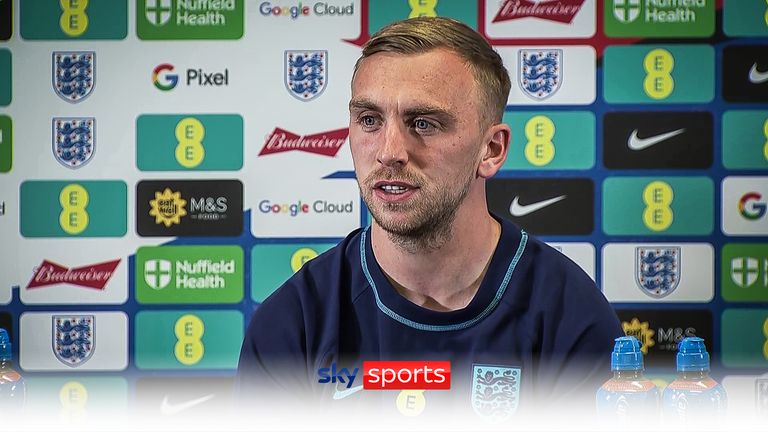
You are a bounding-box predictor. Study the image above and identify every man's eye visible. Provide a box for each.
[361,116,377,127]
[414,119,434,131]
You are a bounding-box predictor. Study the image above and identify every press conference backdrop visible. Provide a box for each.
[0,0,767,419]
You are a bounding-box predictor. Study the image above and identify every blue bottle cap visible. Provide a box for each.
[676,336,710,372]
[611,336,644,371]
[0,328,11,362]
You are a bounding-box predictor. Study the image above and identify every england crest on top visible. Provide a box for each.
[52,51,95,103]
[52,315,94,367]
[519,49,561,101]
[52,117,95,168]
[635,247,681,299]
[285,50,327,101]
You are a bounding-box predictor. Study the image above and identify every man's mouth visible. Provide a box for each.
[374,181,418,195]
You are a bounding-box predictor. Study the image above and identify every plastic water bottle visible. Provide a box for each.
[596,336,660,423]
[662,337,727,424]
[0,328,26,414]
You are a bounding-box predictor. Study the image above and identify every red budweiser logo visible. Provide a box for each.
[26,259,121,290]
[259,127,348,157]
[492,0,586,24]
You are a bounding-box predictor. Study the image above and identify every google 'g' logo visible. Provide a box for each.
[738,192,767,220]
[153,63,179,91]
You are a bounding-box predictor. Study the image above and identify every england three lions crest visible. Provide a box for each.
[53,118,94,168]
[636,247,680,299]
[53,51,95,103]
[471,364,520,422]
[53,315,94,367]
[285,50,327,101]
[519,49,561,100]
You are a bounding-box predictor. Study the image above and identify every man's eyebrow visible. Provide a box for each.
[349,99,457,123]
[348,98,380,112]
[402,105,456,123]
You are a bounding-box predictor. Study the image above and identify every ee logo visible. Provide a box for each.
[643,49,674,100]
[642,181,673,232]
[60,0,89,37]
[409,0,437,18]
[762,119,768,162]
[291,248,319,273]
[763,317,767,361]
[397,390,426,416]
[59,184,89,235]
[59,381,87,420]
[524,115,555,166]
[175,117,206,168]
[174,314,205,365]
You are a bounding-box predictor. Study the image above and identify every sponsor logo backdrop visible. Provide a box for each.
[0,0,766,417]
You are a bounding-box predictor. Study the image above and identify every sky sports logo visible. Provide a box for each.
[318,361,450,392]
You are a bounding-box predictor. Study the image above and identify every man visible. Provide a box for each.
[239,17,622,421]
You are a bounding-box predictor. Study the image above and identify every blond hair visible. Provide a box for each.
[354,17,510,124]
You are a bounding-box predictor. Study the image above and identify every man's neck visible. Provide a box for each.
[370,207,501,312]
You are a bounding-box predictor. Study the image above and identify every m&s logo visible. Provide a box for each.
[153,63,178,91]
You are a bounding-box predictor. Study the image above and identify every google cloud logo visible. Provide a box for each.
[153,63,179,91]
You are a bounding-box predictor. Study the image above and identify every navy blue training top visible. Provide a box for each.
[238,215,623,418]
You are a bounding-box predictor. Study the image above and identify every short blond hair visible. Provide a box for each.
[353,17,510,124]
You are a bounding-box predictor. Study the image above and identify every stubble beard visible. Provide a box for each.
[361,167,474,254]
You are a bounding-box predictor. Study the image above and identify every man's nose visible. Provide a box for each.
[376,122,409,167]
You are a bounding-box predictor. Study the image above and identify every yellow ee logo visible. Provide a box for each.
[174,314,205,366]
[762,118,768,162]
[291,247,319,273]
[642,181,674,232]
[175,117,206,169]
[762,317,767,360]
[60,0,89,37]
[643,49,674,100]
[524,115,555,166]
[59,184,89,235]
[408,0,437,18]
[396,390,426,416]
[59,381,88,409]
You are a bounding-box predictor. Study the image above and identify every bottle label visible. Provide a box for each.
[601,379,657,392]
[0,370,22,382]
[666,377,718,392]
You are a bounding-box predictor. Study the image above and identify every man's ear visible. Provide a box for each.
[477,122,510,179]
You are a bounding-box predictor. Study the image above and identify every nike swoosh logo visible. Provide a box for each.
[332,385,363,400]
[160,394,216,415]
[628,128,686,151]
[509,195,566,217]
[749,63,768,84]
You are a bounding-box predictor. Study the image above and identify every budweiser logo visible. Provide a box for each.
[492,0,586,24]
[26,259,121,290]
[259,127,348,157]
